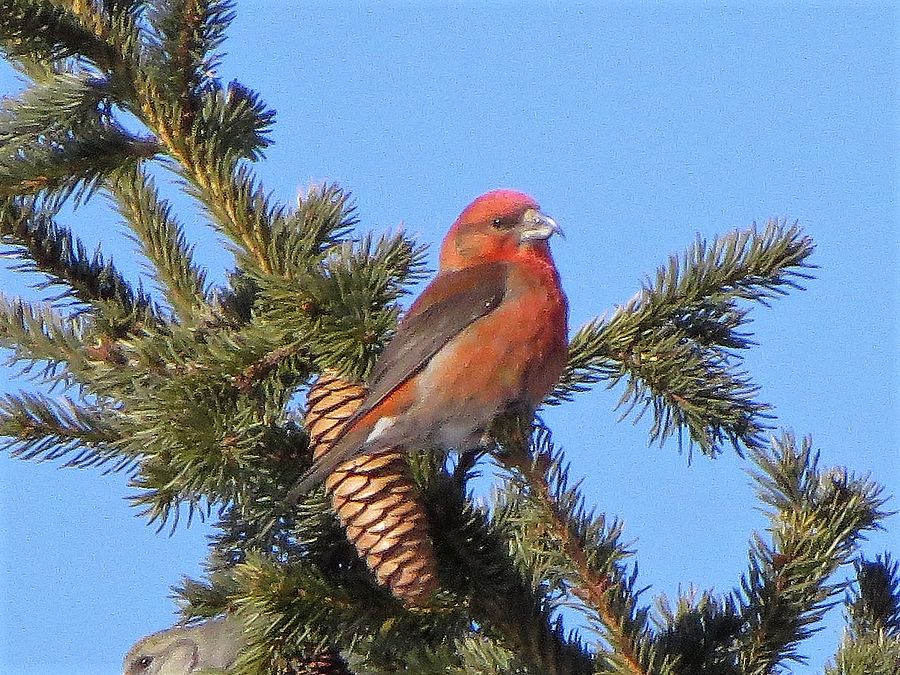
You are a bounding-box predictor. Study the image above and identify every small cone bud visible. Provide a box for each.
[305,371,438,604]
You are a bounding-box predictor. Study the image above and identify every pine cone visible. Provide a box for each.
[277,647,353,675]
[305,371,439,605]
[302,648,353,674]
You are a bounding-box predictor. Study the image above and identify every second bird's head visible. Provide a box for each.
[439,189,562,271]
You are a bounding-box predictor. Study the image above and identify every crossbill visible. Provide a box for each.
[290,189,568,497]
[122,617,242,675]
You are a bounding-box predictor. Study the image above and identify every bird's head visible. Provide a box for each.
[123,618,241,675]
[439,189,562,270]
[123,629,198,675]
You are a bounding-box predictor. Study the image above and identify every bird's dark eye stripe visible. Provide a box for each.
[491,214,519,229]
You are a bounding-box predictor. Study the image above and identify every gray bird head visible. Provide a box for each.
[123,617,243,675]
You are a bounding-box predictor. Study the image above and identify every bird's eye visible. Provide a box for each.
[491,215,518,229]
[136,655,153,669]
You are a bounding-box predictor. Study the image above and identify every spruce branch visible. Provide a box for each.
[0,70,160,201]
[4,1,279,272]
[209,496,312,571]
[126,399,269,526]
[450,636,524,674]
[825,633,900,675]
[119,350,307,531]
[0,0,119,68]
[194,557,383,673]
[2,1,277,273]
[55,0,114,42]
[0,391,128,469]
[1,71,108,140]
[268,184,358,280]
[846,554,900,639]
[101,0,145,17]
[495,418,665,675]
[196,80,274,161]
[549,221,815,457]
[108,164,209,320]
[136,76,277,273]
[654,592,743,675]
[734,433,888,674]
[147,0,235,104]
[0,124,158,201]
[0,0,143,107]
[193,553,465,675]
[826,557,900,675]
[424,472,597,675]
[52,0,143,70]
[0,294,88,379]
[233,342,306,393]
[257,230,428,381]
[0,196,149,315]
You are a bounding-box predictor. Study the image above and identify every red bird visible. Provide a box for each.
[290,189,568,496]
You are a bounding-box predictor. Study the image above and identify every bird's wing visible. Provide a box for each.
[366,261,510,406]
[287,262,510,499]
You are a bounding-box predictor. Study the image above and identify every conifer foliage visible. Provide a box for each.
[0,2,896,673]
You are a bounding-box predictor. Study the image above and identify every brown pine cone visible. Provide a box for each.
[302,647,353,674]
[304,371,439,605]
[276,647,353,675]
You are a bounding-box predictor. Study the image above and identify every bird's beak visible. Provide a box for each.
[520,208,564,241]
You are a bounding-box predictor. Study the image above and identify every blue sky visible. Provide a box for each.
[1,3,897,673]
